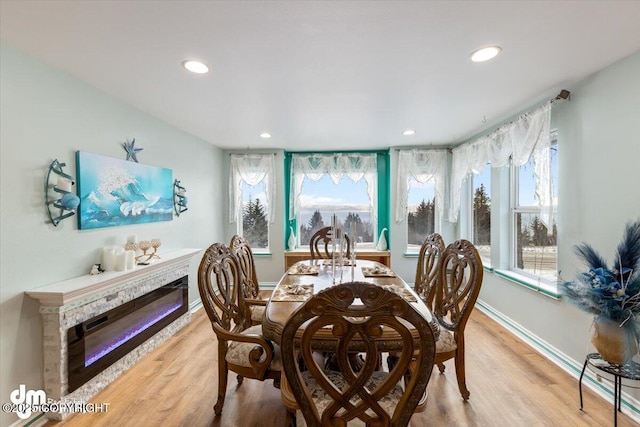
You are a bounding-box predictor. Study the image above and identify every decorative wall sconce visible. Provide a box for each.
[173,179,188,217]
[45,159,80,226]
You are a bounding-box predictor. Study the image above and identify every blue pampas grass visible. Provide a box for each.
[561,219,640,326]
[574,244,608,271]
[615,221,640,279]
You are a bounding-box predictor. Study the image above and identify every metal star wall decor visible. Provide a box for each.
[122,138,143,162]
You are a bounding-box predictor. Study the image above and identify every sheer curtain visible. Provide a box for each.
[449,103,552,226]
[289,153,377,224]
[396,149,448,223]
[229,154,276,224]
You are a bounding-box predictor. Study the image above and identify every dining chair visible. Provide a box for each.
[197,243,281,415]
[309,226,352,261]
[229,235,271,326]
[413,233,446,309]
[433,239,483,400]
[280,281,436,427]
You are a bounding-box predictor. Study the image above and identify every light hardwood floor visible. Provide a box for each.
[46,309,637,427]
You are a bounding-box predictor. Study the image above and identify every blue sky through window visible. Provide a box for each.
[407,177,435,208]
[298,175,371,226]
[518,143,557,207]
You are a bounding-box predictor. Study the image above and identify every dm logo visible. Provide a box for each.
[10,384,46,419]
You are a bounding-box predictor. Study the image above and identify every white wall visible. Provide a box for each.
[479,51,640,399]
[0,44,225,426]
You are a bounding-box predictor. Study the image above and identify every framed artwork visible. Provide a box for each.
[76,151,173,230]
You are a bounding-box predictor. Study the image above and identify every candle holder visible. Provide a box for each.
[134,239,162,264]
[45,159,80,226]
[173,179,188,217]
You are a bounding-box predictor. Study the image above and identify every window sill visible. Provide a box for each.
[253,252,272,257]
[403,252,419,258]
[493,269,560,300]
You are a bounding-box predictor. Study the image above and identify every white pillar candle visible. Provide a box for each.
[56,177,72,192]
[102,247,116,271]
[116,251,127,271]
[126,250,135,269]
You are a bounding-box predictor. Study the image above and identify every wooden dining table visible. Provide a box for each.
[262,259,436,352]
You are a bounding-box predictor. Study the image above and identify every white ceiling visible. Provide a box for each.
[2,1,640,151]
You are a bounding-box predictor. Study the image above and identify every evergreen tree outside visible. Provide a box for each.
[300,209,325,245]
[473,183,491,245]
[298,211,375,247]
[515,213,557,273]
[242,197,268,248]
[343,212,374,245]
[407,198,435,245]
[531,216,548,247]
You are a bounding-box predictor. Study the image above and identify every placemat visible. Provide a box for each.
[361,266,396,277]
[271,284,314,302]
[287,264,320,275]
[378,283,418,302]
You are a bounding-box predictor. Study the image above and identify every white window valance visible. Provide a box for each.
[395,149,448,223]
[449,102,552,225]
[289,153,377,222]
[229,154,276,224]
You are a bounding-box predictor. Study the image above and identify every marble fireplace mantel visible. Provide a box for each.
[26,248,201,420]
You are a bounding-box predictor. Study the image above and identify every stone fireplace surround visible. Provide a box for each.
[26,248,201,420]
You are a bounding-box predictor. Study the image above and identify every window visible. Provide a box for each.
[407,178,436,251]
[286,151,389,251]
[396,149,447,252]
[229,154,275,252]
[511,137,558,281]
[297,175,374,247]
[472,165,491,264]
[241,180,269,249]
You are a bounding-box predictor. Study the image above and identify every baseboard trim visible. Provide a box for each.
[476,299,640,423]
[7,412,47,427]
[189,299,203,313]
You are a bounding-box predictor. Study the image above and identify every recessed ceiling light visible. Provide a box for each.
[402,130,416,136]
[182,60,209,74]
[259,132,272,139]
[470,46,502,63]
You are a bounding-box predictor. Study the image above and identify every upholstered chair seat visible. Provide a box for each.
[434,329,457,353]
[248,304,267,324]
[225,324,283,371]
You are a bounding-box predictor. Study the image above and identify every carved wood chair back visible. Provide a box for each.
[229,235,260,300]
[229,235,270,326]
[433,239,483,400]
[198,242,247,333]
[197,243,281,415]
[281,281,436,427]
[309,226,352,261]
[414,233,445,309]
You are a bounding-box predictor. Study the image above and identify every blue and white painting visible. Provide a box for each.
[76,151,173,230]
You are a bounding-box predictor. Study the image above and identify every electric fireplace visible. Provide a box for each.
[67,275,188,392]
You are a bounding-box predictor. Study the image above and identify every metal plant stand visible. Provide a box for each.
[579,352,640,426]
